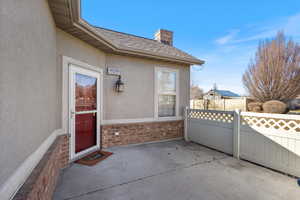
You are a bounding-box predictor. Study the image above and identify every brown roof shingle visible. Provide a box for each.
[94,27,202,63]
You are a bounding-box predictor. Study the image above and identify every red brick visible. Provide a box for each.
[101,120,183,148]
[13,135,69,200]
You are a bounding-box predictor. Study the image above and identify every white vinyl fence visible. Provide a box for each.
[190,98,248,111]
[185,108,300,177]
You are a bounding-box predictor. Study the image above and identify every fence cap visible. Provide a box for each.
[241,111,300,120]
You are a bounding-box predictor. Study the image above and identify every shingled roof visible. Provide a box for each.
[48,0,204,65]
[94,27,202,63]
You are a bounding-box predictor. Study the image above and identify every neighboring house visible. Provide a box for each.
[203,89,240,100]
[194,89,245,111]
[0,0,204,199]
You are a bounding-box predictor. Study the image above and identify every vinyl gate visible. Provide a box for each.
[185,108,300,177]
[186,109,235,155]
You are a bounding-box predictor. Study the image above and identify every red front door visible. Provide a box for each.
[75,113,97,153]
[70,65,100,157]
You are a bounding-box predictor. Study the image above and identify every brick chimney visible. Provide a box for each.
[154,29,173,46]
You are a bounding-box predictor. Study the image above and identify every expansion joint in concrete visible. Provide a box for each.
[63,156,229,200]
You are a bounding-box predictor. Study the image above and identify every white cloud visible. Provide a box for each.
[192,12,300,95]
[215,29,240,45]
[215,12,300,45]
[232,29,277,43]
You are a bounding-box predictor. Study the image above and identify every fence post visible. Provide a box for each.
[233,109,241,159]
[184,106,189,142]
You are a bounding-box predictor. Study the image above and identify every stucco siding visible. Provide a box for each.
[104,54,155,120]
[56,29,106,70]
[56,28,106,131]
[0,0,58,187]
[56,28,190,121]
[105,54,190,120]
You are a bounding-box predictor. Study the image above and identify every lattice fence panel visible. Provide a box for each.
[242,115,300,133]
[188,110,234,123]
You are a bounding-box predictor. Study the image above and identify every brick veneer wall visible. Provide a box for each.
[60,135,70,169]
[13,134,69,200]
[101,120,183,148]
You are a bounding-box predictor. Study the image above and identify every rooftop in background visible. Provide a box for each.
[207,89,240,97]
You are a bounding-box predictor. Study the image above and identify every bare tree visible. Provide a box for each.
[190,85,204,99]
[243,32,300,102]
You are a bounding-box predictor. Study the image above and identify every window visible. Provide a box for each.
[155,68,179,118]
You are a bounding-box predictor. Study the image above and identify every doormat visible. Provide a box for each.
[75,150,113,166]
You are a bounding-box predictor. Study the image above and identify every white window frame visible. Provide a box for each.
[154,67,179,119]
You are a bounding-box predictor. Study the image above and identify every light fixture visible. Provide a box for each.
[115,75,124,92]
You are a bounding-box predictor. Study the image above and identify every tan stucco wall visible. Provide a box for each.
[0,0,59,186]
[56,28,106,128]
[56,29,190,121]
[104,54,155,119]
[105,54,190,120]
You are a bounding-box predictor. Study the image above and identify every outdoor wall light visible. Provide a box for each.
[115,75,125,92]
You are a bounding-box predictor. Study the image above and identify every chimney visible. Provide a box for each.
[154,29,173,46]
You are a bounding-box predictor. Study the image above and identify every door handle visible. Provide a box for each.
[70,110,75,118]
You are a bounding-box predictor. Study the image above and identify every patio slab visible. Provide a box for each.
[54,140,300,200]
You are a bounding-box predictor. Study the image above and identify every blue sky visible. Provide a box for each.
[82,0,300,95]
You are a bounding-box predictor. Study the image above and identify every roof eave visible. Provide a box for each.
[78,19,205,65]
[48,0,204,65]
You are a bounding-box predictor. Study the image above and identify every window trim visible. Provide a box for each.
[154,67,179,119]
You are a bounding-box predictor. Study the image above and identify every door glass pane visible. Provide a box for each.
[75,73,97,112]
[75,113,97,153]
[158,95,176,117]
[158,71,176,93]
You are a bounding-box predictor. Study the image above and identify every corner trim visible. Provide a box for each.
[0,129,64,200]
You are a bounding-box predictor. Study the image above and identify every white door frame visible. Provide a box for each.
[62,56,103,161]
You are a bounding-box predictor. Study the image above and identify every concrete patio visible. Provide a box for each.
[54,140,300,200]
